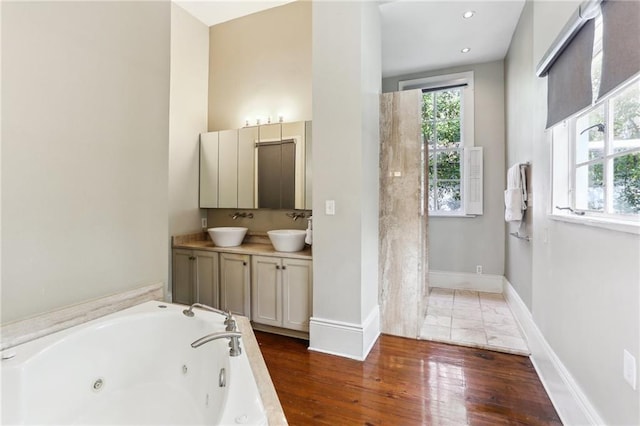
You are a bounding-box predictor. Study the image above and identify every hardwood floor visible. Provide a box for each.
[255,331,561,425]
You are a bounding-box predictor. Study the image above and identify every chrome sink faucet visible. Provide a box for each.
[286,211,306,221]
[230,212,254,220]
[191,331,242,357]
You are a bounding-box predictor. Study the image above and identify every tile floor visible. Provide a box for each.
[420,288,530,355]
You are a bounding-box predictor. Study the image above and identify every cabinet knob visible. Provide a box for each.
[276,265,280,270]
[243,261,247,266]
[282,265,287,270]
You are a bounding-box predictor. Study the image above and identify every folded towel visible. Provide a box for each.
[505,163,527,222]
[505,189,523,221]
[305,216,313,245]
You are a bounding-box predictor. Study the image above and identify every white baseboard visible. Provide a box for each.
[429,270,503,293]
[503,278,605,426]
[308,305,380,361]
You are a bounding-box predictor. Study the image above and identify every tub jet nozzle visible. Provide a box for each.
[182,309,194,317]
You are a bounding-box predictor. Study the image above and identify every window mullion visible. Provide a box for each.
[570,118,577,209]
[432,95,438,210]
[604,99,614,212]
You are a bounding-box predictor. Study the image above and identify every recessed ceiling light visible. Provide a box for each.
[461,47,471,53]
[462,10,475,19]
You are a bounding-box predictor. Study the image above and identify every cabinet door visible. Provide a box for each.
[218,129,238,208]
[219,253,251,318]
[282,121,306,210]
[238,127,257,209]
[304,121,312,210]
[282,258,312,331]
[259,123,281,141]
[194,251,219,309]
[172,249,194,305]
[199,132,219,208]
[251,256,282,327]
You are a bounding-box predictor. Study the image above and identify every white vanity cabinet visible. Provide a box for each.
[200,128,255,209]
[199,132,219,208]
[251,255,312,332]
[200,121,311,210]
[217,129,239,208]
[172,249,219,308]
[219,252,251,318]
[238,126,257,209]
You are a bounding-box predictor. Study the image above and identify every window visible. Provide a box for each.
[573,77,640,216]
[425,87,463,212]
[399,71,482,216]
[551,12,640,228]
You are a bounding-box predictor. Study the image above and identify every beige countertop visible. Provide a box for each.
[172,232,312,260]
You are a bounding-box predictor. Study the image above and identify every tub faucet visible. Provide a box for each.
[182,303,235,331]
[191,331,242,357]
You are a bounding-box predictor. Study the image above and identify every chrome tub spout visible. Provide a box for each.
[191,332,242,357]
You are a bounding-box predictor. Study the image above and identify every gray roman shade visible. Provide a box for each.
[597,0,640,101]
[546,19,595,128]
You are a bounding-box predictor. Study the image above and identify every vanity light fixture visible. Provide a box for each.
[278,115,284,123]
[245,119,250,127]
[462,10,475,19]
[268,116,272,124]
[461,47,471,53]
[256,118,261,125]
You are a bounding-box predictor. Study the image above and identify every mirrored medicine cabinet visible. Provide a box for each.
[199,121,312,211]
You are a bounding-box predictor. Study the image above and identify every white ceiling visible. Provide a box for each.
[175,0,526,78]
[380,0,525,78]
[175,1,296,27]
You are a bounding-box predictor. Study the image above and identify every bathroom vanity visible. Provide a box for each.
[172,232,312,339]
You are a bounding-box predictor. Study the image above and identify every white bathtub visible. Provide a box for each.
[1,301,268,425]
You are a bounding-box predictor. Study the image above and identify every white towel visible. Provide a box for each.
[504,189,523,221]
[305,217,313,245]
[505,163,527,222]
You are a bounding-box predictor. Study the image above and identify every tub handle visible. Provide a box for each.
[219,368,226,387]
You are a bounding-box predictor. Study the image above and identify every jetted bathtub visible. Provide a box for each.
[1,301,268,425]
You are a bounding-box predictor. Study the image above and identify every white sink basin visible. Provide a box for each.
[207,227,248,247]
[267,229,306,252]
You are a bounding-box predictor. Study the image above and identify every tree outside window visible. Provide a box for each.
[424,88,463,213]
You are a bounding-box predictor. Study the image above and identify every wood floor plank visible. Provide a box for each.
[255,331,562,425]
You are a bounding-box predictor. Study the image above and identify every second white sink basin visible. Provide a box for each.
[208,227,248,247]
[268,229,306,252]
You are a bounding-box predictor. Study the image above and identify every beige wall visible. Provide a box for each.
[504,2,534,308]
[207,208,310,233]
[505,1,640,424]
[310,1,381,359]
[208,1,311,131]
[169,4,209,238]
[1,2,171,323]
[382,60,507,276]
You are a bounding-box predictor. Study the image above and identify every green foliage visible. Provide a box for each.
[586,82,640,213]
[424,89,463,211]
[614,153,640,214]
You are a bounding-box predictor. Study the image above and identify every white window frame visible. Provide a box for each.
[399,71,482,217]
[551,75,640,234]
[550,9,639,234]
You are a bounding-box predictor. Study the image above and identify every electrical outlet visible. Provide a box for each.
[325,200,336,215]
[476,265,483,274]
[201,218,207,229]
[624,350,637,390]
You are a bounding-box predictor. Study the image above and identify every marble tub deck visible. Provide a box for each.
[420,288,529,356]
[0,288,287,425]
